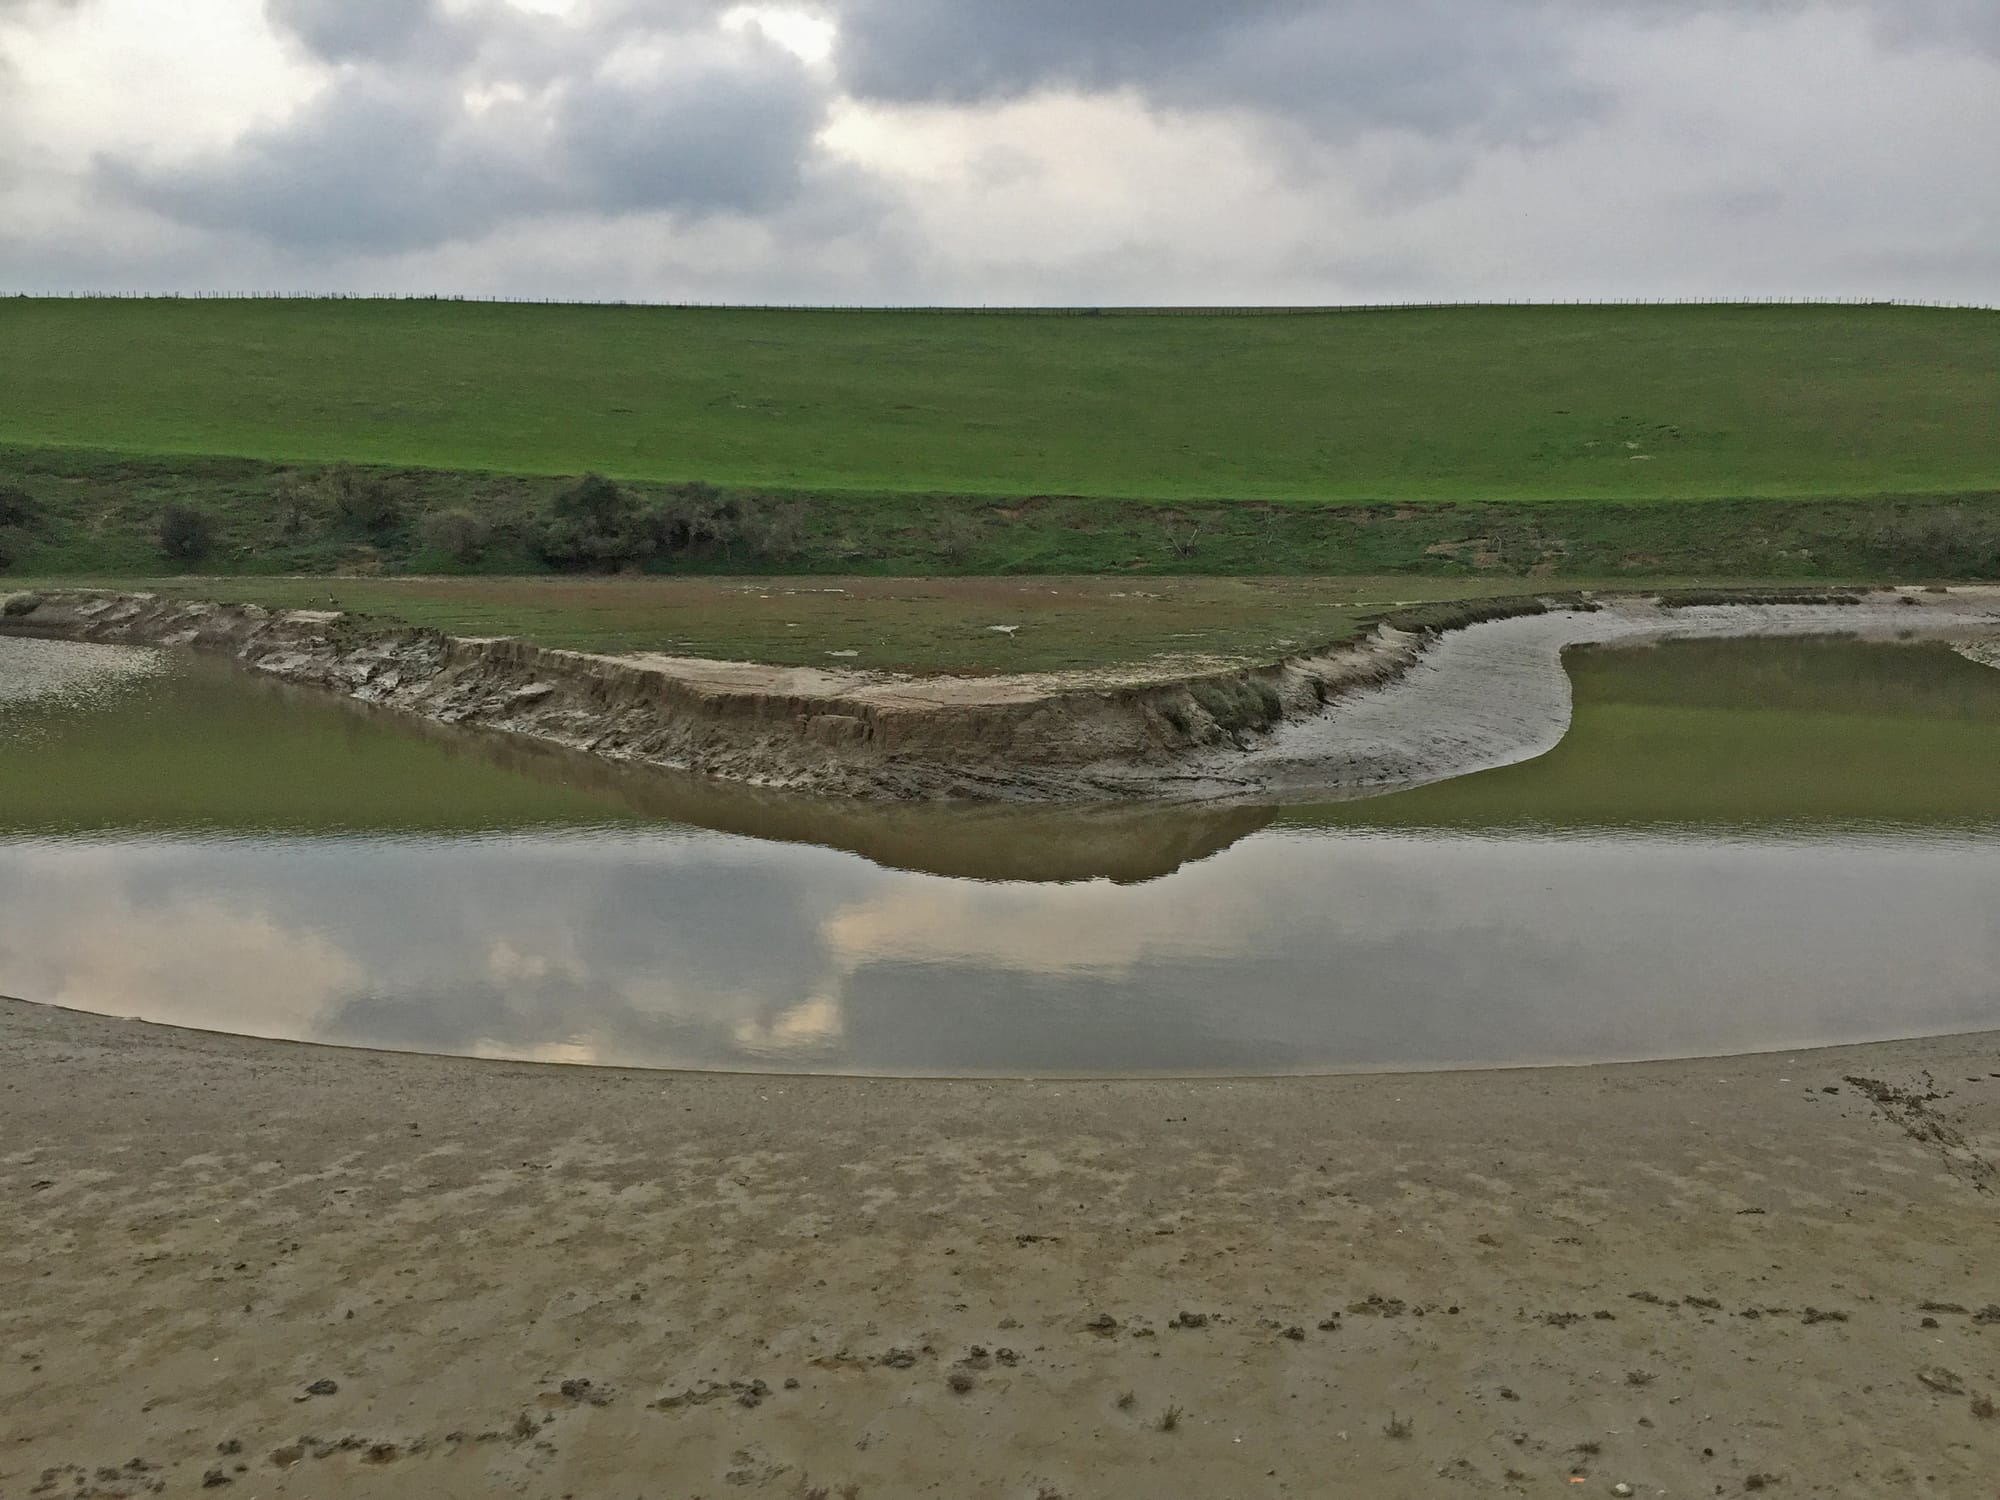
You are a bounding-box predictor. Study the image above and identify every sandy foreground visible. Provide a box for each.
[3,999,1997,1499]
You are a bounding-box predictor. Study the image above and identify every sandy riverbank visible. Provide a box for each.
[4,997,1996,1497]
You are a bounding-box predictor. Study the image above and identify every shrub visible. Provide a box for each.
[647,480,738,556]
[422,508,492,565]
[273,475,324,536]
[933,512,981,562]
[0,526,29,572]
[1161,516,1202,559]
[0,483,39,529]
[550,472,637,531]
[158,504,217,562]
[534,473,651,571]
[324,465,406,534]
[738,496,810,559]
[1868,508,2000,577]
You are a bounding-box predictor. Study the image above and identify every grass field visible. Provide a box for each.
[4,299,1997,503]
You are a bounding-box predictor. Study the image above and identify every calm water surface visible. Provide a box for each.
[3,633,1997,1075]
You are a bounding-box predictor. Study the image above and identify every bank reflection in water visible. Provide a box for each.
[0,639,1272,883]
[2,633,1999,1075]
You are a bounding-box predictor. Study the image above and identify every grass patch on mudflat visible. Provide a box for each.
[3,574,1853,675]
[3,300,1997,503]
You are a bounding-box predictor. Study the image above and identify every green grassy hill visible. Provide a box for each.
[3,299,1995,503]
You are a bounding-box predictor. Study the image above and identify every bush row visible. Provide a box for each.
[4,464,2000,580]
[134,468,813,571]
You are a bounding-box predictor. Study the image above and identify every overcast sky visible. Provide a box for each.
[1,0,1996,304]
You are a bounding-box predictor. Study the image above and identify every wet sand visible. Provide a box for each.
[4,998,1997,1497]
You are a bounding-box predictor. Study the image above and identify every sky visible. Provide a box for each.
[1,0,1996,305]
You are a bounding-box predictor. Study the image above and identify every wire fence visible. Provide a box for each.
[10,292,1998,314]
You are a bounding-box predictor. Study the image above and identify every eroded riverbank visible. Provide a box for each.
[0,585,1429,799]
[4,585,1998,801]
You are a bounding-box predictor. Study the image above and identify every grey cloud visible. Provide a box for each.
[265,0,455,64]
[832,0,2000,140]
[833,0,1272,103]
[833,0,1599,140]
[8,0,1999,305]
[100,81,533,250]
[559,46,824,215]
[96,13,832,251]
[1842,244,2000,284]
[1870,0,2000,57]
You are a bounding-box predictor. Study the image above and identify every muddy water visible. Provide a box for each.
[3,634,1997,1075]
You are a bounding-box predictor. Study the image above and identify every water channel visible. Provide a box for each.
[3,632,1996,1075]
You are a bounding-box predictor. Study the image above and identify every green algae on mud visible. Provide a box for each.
[1291,637,2000,833]
[0,642,643,835]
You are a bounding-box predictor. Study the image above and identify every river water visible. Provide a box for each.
[3,633,1997,1075]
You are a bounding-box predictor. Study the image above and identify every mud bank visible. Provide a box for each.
[0,587,1520,800]
[1234,588,2000,800]
[3,586,1997,801]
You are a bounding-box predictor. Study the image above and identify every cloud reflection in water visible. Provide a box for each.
[3,826,1996,1075]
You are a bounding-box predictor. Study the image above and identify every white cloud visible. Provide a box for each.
[3,0,311,162]
[721,3,835,65]
[0,859,366,1041]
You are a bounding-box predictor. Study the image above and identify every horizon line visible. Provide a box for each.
[6,292,1996,316]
